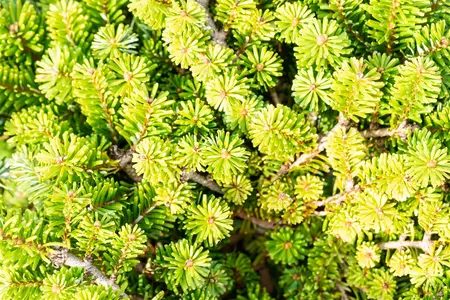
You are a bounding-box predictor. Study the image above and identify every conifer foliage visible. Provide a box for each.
[2,0,450,299]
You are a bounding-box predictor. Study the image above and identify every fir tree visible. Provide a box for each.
[2,0,450,299]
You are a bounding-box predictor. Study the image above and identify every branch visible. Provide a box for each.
[181,170,223,194]
[309,185,360,207]
[49,247,128,298]
[336,283,349,300]
[379,240,433,252]
[197,0,228,46]
[133,203,158,225]
[335,0,368,49]
[234,210,278,230]
[274,119,418,180]
[274,115,349,180]
[92,197,122,209]
[313,211,329,216]
[360,122,419,140]
[257,264,275,294]
[110,147,224,194]
[379,234,434,253]
[0,81,43,96]
[269,87,281,105]
[110,146,143,182]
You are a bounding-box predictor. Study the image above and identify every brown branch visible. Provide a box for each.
[92,197,122,209]
[275,118,419,180]
[110,147,225,194]
[425,0,443,19]
[0,82,42,96]
[110,146,143,182]
[274,115,349,180]
[360,122,419,140]
[309,184,360,216]
[197,0,228,46]
[234,211,278,230]
[258,265,274,294]
[335,0,367,48]
[269,87,281,106]
[309,185,360,207]
[181,170,223,194]
[337,283,349,300]
[49,247,127,298]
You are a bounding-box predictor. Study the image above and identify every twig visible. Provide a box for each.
[360,122,419,140]
[134,262,146,274]
[181,170,223,194]
[335,0,368,49]
[309,185,360,207]
[379,234,434,253]
[269,87,281,105]
[313,211,329,216]
[197,0,228,46]
[274,115,349,180]
[110,147,225,194]
[110,146,143,182]
[274,119,418,180]
[337,283,349,300]
[258,264,274,294]
[133,204,158,225]
[360,128,394,139]
[130,16,136,30]
[49,247,128,298]
[234,210,278,230]
[92,197,122,209]
[0,81,43,96]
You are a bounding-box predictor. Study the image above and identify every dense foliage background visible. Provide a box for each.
[1,0,450,299]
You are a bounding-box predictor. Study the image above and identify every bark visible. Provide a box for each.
[360,121,419,140]
[234,211,277,230]
[110,146,143,182]
[196,0,228,46]
[49,247,128,298]
[379,234,434,253]
[274,115,349,179]
[181,170,224,194]
[110,147,225,195]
